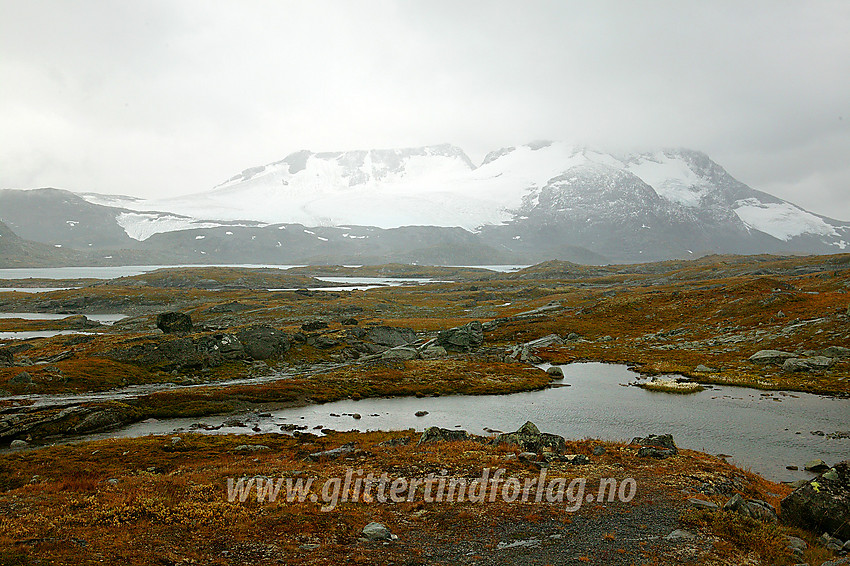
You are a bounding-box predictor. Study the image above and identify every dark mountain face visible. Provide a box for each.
[0,188,136,250]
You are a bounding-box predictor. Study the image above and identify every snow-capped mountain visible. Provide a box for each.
[3,142,847,266]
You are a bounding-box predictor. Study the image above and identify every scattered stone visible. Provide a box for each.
[418,427,470,445]
[414,411,429,417]
[664,529,696,541]
[436,321,483,352]
[804,459,830,473]
[360,522,395,542]
[821,533,844,552]
[630,434,678,458]
[10,439,28,449]
[234,445,269,452]
[494,421,566,453]
[546,366,564,378]
[781,460,850,540]
[561,454,590,465]
[10,371,32,384]
[748,349,797,365]
[782,357,835,372]
[156,312,193,333]
[723,493,778,523]
[307,442,357,461]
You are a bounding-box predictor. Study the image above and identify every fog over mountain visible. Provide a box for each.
[1,142,846,267]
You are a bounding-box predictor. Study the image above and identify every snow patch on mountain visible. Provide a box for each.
[733,199,837,240]
[623,153,712,207]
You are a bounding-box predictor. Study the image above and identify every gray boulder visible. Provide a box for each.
[237,325,289,360]
[10,439,28,449]
[418,427,470,445]
[307,442,358,461]
[419,344,447,359]
[781,461,850,540]
[820,346,850,359]
[381,346,419,361]
[72,408,126,434]
[494,421,566,453]
[363,326,416,347]
[156,312,193,333]
[748,350,797,365]
[782,356,835,372]
[0,349,12,367]
[436,321,483,352]
[804,459,830,473]
[361,522,394,541]
[723,493,777,523]
[546,366,564,378]
[301,320,328,332]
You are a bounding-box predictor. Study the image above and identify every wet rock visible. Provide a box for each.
[546,366,564,378]
[381,346,419,360]
[301,320,328,332]
[723,494,778,523]
[360,522,394,541]
[156,312,193,333]
[781,460,850,540]
[418,427,470,445]
[0,349,12,367]
[307,442,358,461]
[804,459,830,473]
[72,408,125,434]
[436,321,483,352]
[630,434,678,458]
[10,439,28,449]
[494,421,566,453]
[363,325,416,347]
[10,371,32,384]
[237,325,290,360]
[748,349,797,365]
[782,357,835,372]
[414,410,429,417]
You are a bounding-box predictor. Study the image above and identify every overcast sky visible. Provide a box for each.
[1,0,848,219]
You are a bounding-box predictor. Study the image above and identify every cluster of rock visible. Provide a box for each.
[629,434,678,458]
[748,346,849,372]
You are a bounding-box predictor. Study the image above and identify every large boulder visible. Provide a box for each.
[437,321,483,352]
[381,346,419,361]
[156,312,193,333]
[630,434,678,458]
[494,421,566,452]
[782,356,835,372]
[748,350,797,365]
[237,325,290,360]
[781,460,850,540]
[418,427,470,445]
[363,326,416,347]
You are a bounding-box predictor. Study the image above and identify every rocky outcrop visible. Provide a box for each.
[156,312,193,333]
[506,334,565,363]
[494,421,566,452]
[782,356,835,372]
[781,460,850,540]
[748,350,797,365]
[436,321,483,352]
[630,434,678,458]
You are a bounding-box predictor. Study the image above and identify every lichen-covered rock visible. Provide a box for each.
[781,460,850,540]
[156,312,193,333]
[363,325,416,347]
[723,493,777,523]
[748,350,797,365]
[381,346,419,360]
[782,356,834,372]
